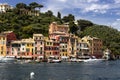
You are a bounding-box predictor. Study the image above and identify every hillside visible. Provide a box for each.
[0,10,61,39]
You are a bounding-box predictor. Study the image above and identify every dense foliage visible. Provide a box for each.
[0,2,61,39]
[0,2,120,55]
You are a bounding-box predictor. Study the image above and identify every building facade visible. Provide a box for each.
[81,36,103,58]
[11,38,35,59]
[76,38,90,57]
[33,34,44,60]
[44,37,60,59]
[0,34,7,57]
[0,3,12,12]
[49,22,69,40]
[1,31,17,56]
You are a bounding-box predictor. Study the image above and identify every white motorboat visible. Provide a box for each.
[48,58,61,63]
[48,56,61,63]
[77,56,105,62]
[69,57,77,62]
[0,56,16,63]
[83,58,104,62]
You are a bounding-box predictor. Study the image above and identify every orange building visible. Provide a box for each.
[49,22,69,40]
[81,36,103,58]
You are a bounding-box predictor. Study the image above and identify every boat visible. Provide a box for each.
[48,56,61,63]
[77,56,105,62]
[0,56,16,63]
[83,58,104,62]
[69,57,77,62]
[49,59,61,63]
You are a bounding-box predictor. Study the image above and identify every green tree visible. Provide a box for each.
[69,21,78,34]
[62,14,75,23]
[57,12,61,19]
[16,3,27,9]
[77,19,93,31]
[45,10,53,17]
[29,2,43,10]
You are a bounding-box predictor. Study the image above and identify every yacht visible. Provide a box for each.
[77,56,105,62]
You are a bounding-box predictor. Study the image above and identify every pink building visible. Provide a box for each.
[33,34,44,61]
[49,22,69,40]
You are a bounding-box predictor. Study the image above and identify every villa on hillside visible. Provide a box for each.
[0,3,13,13]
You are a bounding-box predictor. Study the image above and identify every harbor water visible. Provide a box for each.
[0,60,120,80]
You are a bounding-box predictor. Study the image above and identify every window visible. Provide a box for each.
[40,42,42,45]
[35,47,37,51]
[3,37,5,40]
[32,48,34,53]
[40,51,42,54]
[22,43,25,46]
[40,47,42,50]
[1,46,3,50]
[12,48,14,51]
[26,48,30,52]
[27,44,29,46]
[47,42,49,45]
[1,52,3,55]
[18,48,20,51]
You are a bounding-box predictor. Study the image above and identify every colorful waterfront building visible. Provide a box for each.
[0,34,7,57]
[68,34,78,58]
[81,36,103,58]
[11,38,35,59]
[10,40,22,57]
[58,35,69,60]
[49,22,79,60]
[76,38,90,57]
[44,37,60,59]
[1,31,17,55]
[33,34,44,60]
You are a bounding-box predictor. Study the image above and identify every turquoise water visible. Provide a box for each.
[0,60,120,80]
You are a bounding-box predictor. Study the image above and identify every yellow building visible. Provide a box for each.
[0,34,7,56]
[81,36,103,58]
[22,38,35,56]
[76,37,90,57]
[68,34,78,58]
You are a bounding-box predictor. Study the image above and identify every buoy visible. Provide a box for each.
[30,72,35,79]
